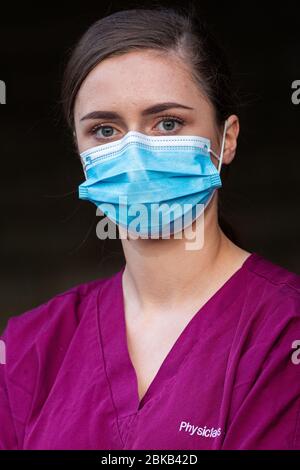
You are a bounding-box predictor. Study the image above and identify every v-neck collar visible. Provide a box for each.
[97,252,258,419]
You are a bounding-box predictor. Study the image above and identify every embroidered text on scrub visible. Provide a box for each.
[179,421,222,438]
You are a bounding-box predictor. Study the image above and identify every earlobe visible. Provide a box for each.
[222,146,236,165]
[222,115,239,165]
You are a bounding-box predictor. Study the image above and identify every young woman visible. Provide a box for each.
[1,6,300,450]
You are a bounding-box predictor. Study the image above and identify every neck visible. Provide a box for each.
[121,196,241,312]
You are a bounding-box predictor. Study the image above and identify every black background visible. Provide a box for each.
[0,0,299,331]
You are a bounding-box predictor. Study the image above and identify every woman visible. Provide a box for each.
[1,6,300,450]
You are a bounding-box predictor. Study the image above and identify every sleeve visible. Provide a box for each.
[0,291,82,450]
[0,312,44,450]
[222,291,300,450]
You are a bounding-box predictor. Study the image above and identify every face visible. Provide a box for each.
[73,49,239,167]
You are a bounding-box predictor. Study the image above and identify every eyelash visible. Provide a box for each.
[88,115,185,138]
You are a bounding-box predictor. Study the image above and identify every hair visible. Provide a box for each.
[61,4,239,130]
[61,4,240,243]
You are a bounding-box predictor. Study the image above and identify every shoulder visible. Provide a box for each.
[245,252,300,294]
[226,254,300,449]
[231,252,300,381]
[243,252,300,317]
[0,269,122,361]
[0,269,123,446]
[231,252,300,399]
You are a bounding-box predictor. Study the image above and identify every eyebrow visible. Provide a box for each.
[80,102,194,121]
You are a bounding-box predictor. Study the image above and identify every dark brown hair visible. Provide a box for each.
[61,5,239,132]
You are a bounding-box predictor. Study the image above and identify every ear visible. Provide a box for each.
[222,115,240,165]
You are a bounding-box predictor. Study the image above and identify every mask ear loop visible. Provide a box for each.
[209,119,228,173]
[79,154,88,179]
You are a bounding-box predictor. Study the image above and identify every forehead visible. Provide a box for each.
[74,50,205,118]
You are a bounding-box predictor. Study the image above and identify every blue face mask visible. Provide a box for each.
[78,120,228,237]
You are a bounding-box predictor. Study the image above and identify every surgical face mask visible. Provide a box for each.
[78,120,228,237]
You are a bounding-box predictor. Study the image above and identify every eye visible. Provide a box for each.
[155,116,185,133]
[89,124,118,140]
[88,115,185,141]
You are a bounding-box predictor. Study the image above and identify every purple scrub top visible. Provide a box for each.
[1,252,300,449]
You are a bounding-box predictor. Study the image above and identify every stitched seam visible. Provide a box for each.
[124,330,206,418]
[82,137,209,157]
[84,142,209,165]
[85,147,209,171]
[95,284,125,447]
[246,264,300,294]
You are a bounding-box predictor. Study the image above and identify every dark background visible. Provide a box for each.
[0,1,299,332]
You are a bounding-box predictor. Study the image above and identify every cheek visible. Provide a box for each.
[209,124,224,155]
[210,136,220,153]
[193,112,218,145]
